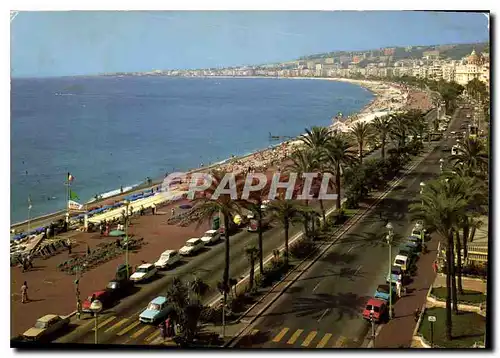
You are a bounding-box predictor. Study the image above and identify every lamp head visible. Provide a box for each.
[90,299,103,313]
[386,222,393,232]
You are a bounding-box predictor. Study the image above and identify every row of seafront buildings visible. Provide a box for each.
[160,48,489,88]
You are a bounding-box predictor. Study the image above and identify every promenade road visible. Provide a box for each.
[231,108,463,349]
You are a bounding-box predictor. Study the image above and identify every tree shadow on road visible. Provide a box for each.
[264,292,369,322]
[340,230,405,249]
[297,266,364,284]
[318,251,357,265]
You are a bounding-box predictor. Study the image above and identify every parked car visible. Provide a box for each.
[397,243,417,262]
[154,250,181,269]
[393,254,409,272]
[139,296,174,324]
[130,263,157,283]
[362,298,388,323]
[405,237,421,252]
[374,284,396,302]
[82,290,114,313]
[106,279,134,301]
[23,314,70,341]
[386,265,403,284]
[200,230,221,245]
[179,238,204,256]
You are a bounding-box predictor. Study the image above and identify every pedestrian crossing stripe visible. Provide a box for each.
[272,328,289,342]
[105,318,129,333]
[287,329,303,344]
[131,325,153,339]
[117,320,141,336]
[92,316,116,331]
[301,331,317,347]
[316,333,332,348]
[145,330,161,343]
[334,335,348,347]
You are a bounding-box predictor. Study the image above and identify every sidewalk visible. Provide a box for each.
[373,235,440,348]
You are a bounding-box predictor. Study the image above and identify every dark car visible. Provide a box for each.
[106,279,134,301]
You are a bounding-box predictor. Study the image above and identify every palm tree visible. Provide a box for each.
[450,137,489,177]
[389,112,409,149]
[266,199,305,267]
[286,148,320,235]
[371,115,391,159]
[187,170,243,300]
[410,179,468,340]
[324,132,357,210]
[349,121,372,165]
[300,126,331,150]
[245,246,259,291]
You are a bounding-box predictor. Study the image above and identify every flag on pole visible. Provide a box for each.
[69,190,80,200]
[68,200,84,210]
[28,195,32,210]
[68,172,74,183]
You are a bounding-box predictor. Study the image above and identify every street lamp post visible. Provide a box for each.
[90,299,103,344]
[386,222,394,320]
[439,158,444,173]
[124,199,130,278]
[420,182,426,206]
[370,309,376,340]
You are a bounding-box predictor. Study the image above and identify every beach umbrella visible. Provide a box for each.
[109,230,126,237]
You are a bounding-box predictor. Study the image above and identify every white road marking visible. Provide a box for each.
[355,265,362,275]
[347,245,355,253]
[312,281,322,293]
[317,308,330,322]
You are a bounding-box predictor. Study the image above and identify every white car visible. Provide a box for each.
[130,263,157,283]
[179,238,204,256]
[200,230,220,245]
[154,250,181,269]
[393,255,409,272]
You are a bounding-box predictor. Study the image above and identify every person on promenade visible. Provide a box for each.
[152,204,156,215]
[21,281,28,304]
[414,308,421,322]
[432,260,438,274]
[87,245,91,256]
[140,205,145,216]
[396,280,402,298]
[171,208,175,217]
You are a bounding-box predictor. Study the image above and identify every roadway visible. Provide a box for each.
[231,108,466,348]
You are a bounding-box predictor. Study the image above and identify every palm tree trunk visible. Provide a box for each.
[359,141,363,165]
[249,256,255,291]
[445,232,453,340]
[284,219,289,267]
[455,230,464,295]
[381,135,386,160]
[319,199,326,224]
[303,199,309,237]
[462,221,469,263]
[223,213,230,295]
[449,234,459,315]
[335,163,341,210]
[257,206,264,274]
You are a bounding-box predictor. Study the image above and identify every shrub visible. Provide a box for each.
[290,238,316,259]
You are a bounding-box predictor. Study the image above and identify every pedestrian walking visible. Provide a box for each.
[432,260,438,274]
[159,320,166,341]
[396,280,402,298]
[140,205,145,216]
[68,242,72,255]
[171,208,175,217]
[21,281,28,303]
[414,308,421,322]
[87,245,91,256]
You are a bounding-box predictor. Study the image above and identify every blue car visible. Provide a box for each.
[139,296,173,324]
[386,265,403,284]
[374,284,396,302]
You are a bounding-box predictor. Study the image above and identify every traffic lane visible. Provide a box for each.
[238,143,443,348]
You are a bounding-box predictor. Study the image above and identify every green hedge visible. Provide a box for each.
[431,287,486,305]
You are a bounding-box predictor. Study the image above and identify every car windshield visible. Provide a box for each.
[34,321,48,329]
[147,303,160,311]
[107,282,118,289]
[160,254,170,260]
[391,268,401,275]
[377,286,389,294]
[186,241,197,247]
[395,259,405,265]
[137,267,149,273]
[413,230,421,236]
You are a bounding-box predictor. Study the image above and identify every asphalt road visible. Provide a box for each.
[232,108,466,349]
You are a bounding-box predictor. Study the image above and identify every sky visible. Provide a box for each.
[10,11,489,78]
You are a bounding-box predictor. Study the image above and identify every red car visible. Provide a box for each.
[82,290,114,313]
[362,298,388,323]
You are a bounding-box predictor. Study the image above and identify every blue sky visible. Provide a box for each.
[10,11,489,77]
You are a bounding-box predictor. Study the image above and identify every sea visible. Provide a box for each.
[11,76,374,224]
